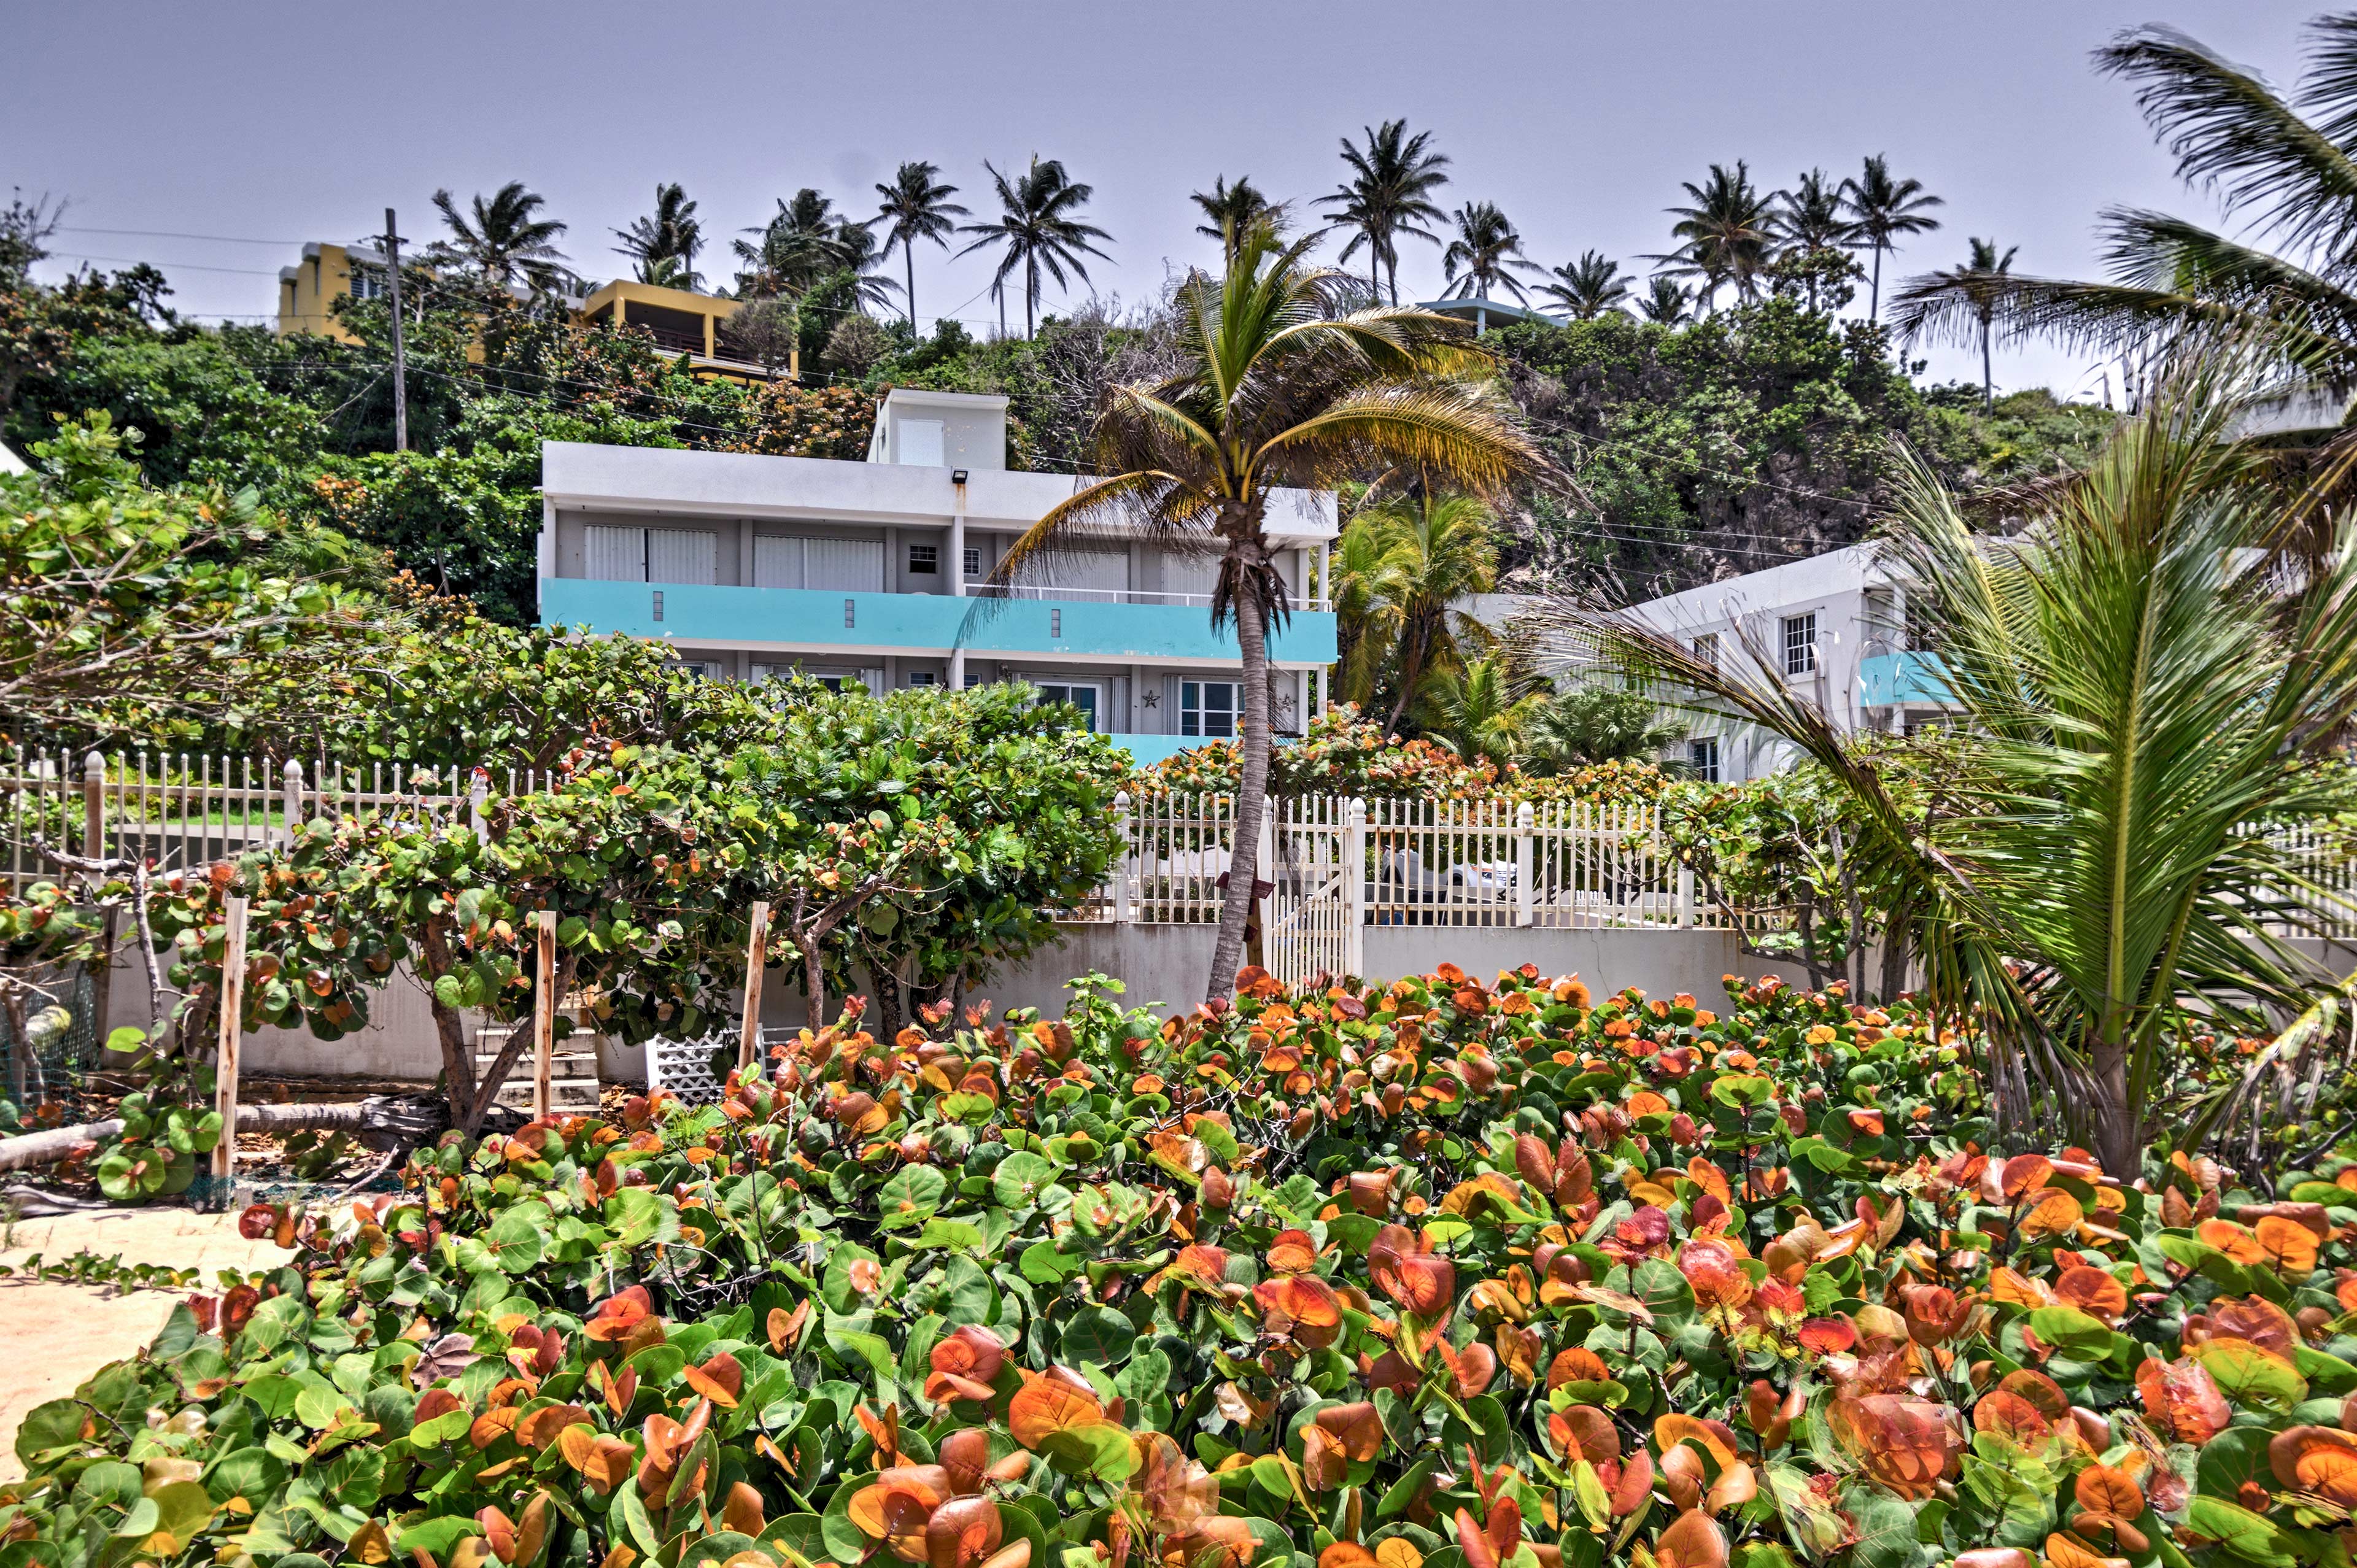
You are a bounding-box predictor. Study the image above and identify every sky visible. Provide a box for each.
[3,0,2328,400]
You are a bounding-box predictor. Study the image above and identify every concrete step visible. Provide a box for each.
[491,1077,603,1111]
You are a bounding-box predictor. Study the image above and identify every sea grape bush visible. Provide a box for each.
[9,967,2357,1568]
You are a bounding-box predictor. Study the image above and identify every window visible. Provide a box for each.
[1049,609,1062,638]
[907,672,937,687]
[1031,682,1100,732]
[1781,612,1818,677]
[1691,632,1719,670]
[1688,737,1721,783]
[1181,681,1240,738]
[898,419,945,466]
[651,590,664,622]
[907,544,939,575]
[843,598,856,629]
[962,547,983,579]
[348,263,387,301]
[582,525,716,585]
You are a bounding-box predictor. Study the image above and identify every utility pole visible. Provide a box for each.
[383,207,408,453]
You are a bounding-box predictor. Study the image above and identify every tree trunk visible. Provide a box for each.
[1208,569,1272,1002]
[1981,323,1994,412]
[418,917,479,1129]
[1868,245,1883,325]
[0,1099,367,1173]
[2089,1033,2137,1177]
[907,249,918,328]
[1026,257,1037,339]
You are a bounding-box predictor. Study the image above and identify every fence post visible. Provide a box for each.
[738,900,770,1073]
[1255,797,1275,957]
[1515,800,1536,929]
[468,768,490,844]
[532,909,557,1121]
[80,751,106,869]
[212,893,250,1191]
[279,759,304,849]
[1677,862,1695,930]
[1112,791,1133,925]
[1344,798,1366,977]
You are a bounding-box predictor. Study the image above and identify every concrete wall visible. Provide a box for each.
[90,924,1772,1086]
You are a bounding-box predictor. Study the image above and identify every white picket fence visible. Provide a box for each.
[1086,792,1722,984]
[0,749,560,892]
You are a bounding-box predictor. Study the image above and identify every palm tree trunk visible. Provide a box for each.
[906,247,918,328]
[1209,569,1272,1002]
[1026,255,1037,338]
[1981,320,1994,412]
[1869,244,1884,325]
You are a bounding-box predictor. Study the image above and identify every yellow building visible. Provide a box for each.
[276,242,388,343]
[275,245,792,382]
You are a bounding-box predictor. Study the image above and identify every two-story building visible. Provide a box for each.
[1625,544,1952,782]
[535,387,1339,765]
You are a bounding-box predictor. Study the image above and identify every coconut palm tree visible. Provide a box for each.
[611,183,704,290]
[1318,120,1452,306]
[1649,163,1779,311]
[733,189,856,298]
[1441,201,1541,307]
[1889,237,2020,409]
[1771,169,1858,311]
[1840,154,1944,323]
[1193,176,1287,261]
[957,157,1112,339]
[873,162,967,328]
[1536,252,1633,320]
[1941,18,2357,396]
[1334,490,1501,725]
[1417,655,1542,767]
[429,182,569,290]
[988,224,1539,998]
[1565,354,2357,1176]
[1638,277,1693,325]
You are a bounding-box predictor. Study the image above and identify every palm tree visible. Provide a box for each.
[1193,176,1287,262]
[429,182,568,290]
[1318,120,1452,305]
[989,225,1539,999]
[1889,238,2019,410]
[1536,251,1633,319]
[1649,163,1779,311]
[1938,18,2357,397]
[874,162,968,328]
[1441,201,1541,310]
[1416,655,1542,767]
[1334,490,1501,727]
[957,157,1112,339]
[1523,686,1685,771]
[1840,154,1944,323]
[733,189,855,297]
[1638,277,1693,325]
[1568,355,2357,1176]
[611,183,703,290]
[1771,169,1858,311]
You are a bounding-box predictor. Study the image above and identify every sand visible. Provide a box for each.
[0,1206,298,1480]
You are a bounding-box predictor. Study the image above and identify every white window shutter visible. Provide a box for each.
[586,525,646,582]
[753,535,805,589]
[807,538,886,591]
[647,528,718,585]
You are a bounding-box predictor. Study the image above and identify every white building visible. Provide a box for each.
[536,388,1340,766]
[1625,544,1951,782]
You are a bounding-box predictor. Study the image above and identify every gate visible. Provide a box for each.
[1263,797,1363,987]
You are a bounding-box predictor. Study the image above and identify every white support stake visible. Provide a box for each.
[532,910,557,1121]
[739,901,771,1073]
[212,894,249,1187]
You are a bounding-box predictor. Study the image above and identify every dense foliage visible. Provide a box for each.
[10,964,2357,1568]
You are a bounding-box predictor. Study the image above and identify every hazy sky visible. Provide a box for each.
[6,0,2326,397]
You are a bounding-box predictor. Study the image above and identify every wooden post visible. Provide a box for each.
[738,901,770,1073]
[1515,800,1536,929]
[532,910,557,1121]
[212,894,249,1187]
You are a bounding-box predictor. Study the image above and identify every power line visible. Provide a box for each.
[58,226,303,246]
[47,252,284,277]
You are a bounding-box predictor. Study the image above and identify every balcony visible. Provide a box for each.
[540,578,1339,667]
[1859,651,1954,708]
